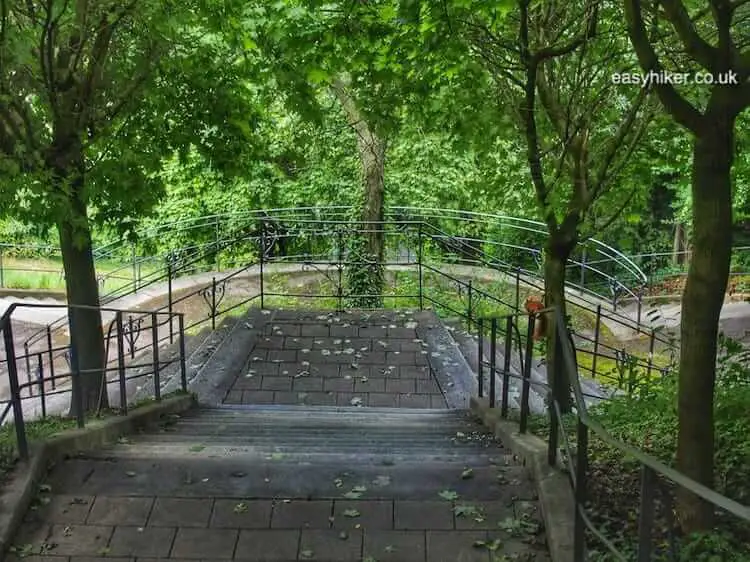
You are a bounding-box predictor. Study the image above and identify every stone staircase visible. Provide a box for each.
[11,309,552,562]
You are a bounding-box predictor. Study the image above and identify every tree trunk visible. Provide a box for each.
[673,223,687,265]
[544,229,576,414]
[331,77,387,305]
[359,132,386,262]
[675,122,734,533]
[49,142,108,415]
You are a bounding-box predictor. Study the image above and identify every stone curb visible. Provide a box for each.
[0,393,196,559]
[0,288,66,299]
[470,396,575,562]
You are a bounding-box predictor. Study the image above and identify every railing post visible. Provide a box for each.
[636,291,643,330]
[520,313,535,433]
[46,326,56,390]
[179,314,187,392]
[636,465,656,562]
[591,304,602,378]
[24,342,32,397]
[337,229,344,312]
[68,320,85,429]
[214,216,221,270]
[477,318,484,398]
[548,317,560,467]
[417,225,424,310]
[489,318,497,408]
[514,267,521,313]
[467,280,473,330]
[4,320,29,460]
[36,353,46,418]
[646,329,656,380]
[501,316,512,418]
[116,312,127,414]
[259,224,265,309]
[211,276,217,330]
[151,312,161,401]
[167,255,174,344]
[579,247,587,288]
[0,246,4,287]
[131,244,137,292]
[574,418,589,560]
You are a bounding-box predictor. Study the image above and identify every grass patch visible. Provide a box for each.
[0,256,159,293]
[0,416,78,482]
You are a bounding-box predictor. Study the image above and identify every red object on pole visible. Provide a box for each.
[524,296,546,341]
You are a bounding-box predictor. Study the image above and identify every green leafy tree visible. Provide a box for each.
[0,0,258,412]
[623,0,750,533]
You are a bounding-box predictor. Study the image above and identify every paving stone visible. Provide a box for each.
[363,530,426,562]
[170,528,238,559]
[261,376,292,391]
[323,378,354,392]
[336,392,368,407]
[267,350,298,362]
[454,501,515,530]
[385,379,415,394]
[292,376,324,391]
[255,336,285,349]
[283,336,315,349]
[234,529,300,561]
[354,377,385,393]
[298,529,363,562]
[329,325,360,338]
[368,393,399,407]
[42,525,112,557]
[243,362,278,375]
[359,326,387,338]
[211,499,272,529]
[300,324,330,337]
[398,366,431,379]
[358,351,387,365]
[311,364,341,377]
[232,376,262,390]
[394,501,454,530]
[398,394,432,409]
[223,390,243,404]
[87,497,153,527]
[332,500,393,530]
[270,500,332,529]
[108,526,175,558]
[387,328,417,339]
[148,498,212,527]
[241,390,275,404]
[25,495,93,525]
[300,391,337,406]
[425,530,490,562]
[272,391,301,405]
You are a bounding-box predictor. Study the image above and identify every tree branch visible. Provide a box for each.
[659,0,718,72]
[623,0,705,133]
[589,85,651,203]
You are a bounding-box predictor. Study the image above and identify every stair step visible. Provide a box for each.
[55,454,527,500]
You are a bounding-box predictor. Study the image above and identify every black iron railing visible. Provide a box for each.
[475,308,750,560]
[0,302,187,460]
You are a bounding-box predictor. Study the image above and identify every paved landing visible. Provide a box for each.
[10,408,550,562]
[223,310,447,409]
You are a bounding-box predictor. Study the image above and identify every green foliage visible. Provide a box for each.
[531,337,750,560]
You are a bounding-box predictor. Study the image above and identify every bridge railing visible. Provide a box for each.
[474,307,750,560]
